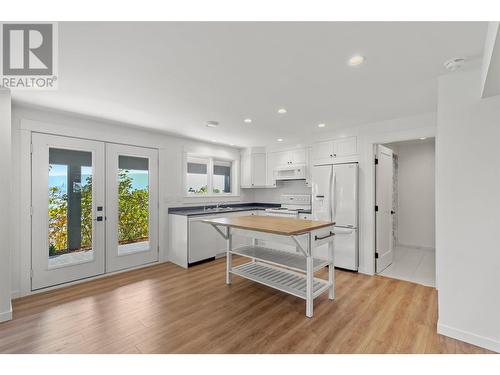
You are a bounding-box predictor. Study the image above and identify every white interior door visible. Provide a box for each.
[106,144,159,272]
[31,134,105,290]
[375,145,394,273]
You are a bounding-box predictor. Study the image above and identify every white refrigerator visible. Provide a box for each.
[312,163,359,270]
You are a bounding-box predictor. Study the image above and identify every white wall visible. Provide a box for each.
[0,90,12,322]
[436,68,500,352]
[394,139,435,249]
[10,104,253,297]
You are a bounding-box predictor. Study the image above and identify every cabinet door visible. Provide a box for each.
[333,136,357,157]
[251,153,267,187]
[189,219,217,263]
[266,152,278,187]
[240,153,251,187]
[312,140,334,165]
[274,150,291,167]
[291,148,307,165]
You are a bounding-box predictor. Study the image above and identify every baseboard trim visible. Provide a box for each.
[396,242,435,251]
[437,321,500,353]
[0,302,13,323]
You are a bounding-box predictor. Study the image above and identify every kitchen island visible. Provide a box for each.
[203,215,335,317]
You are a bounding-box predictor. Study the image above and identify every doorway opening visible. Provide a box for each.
[375,137,435,287]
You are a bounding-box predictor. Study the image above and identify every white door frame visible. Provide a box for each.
[18,118,163,297]
[374,144,394,273]
[362,126,437,286]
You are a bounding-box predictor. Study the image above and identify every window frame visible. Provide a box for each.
[184,154,238,198]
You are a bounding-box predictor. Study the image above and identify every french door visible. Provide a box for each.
[105,143,158,272]
[31,133,158,290]
[32,134,106,289]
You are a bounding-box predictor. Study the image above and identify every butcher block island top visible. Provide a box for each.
[202,215,334,236]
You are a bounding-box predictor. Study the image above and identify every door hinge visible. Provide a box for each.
[375,205,379,212]
[30,269,34,278]
[374,157,378,165]
[375,252,379,259]
[30,206,34,216]
[30,143,33,154]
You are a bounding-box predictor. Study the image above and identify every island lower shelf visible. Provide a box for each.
[230,245,330,273]
[231,262,330,300]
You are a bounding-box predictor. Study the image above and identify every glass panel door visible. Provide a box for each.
[106,144,158,272]
[32,134,105,290]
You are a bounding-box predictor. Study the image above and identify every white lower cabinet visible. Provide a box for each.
[169,210,262,268]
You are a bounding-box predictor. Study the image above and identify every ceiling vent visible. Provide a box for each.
[443,57,466,71]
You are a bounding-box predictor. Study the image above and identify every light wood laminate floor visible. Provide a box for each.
[0,257,493,354]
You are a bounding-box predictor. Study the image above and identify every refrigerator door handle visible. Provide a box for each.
[330,169,335,221]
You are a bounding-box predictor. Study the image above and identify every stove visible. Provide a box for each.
[264,194,311,217]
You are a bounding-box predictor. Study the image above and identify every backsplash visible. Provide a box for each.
[252,180,311,203]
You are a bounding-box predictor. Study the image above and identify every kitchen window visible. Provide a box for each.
[186,156,235,196]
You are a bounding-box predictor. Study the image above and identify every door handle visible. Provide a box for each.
[391,210,395,215]
[315,195,325,198]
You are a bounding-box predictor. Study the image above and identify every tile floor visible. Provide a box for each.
[378,245,435,287]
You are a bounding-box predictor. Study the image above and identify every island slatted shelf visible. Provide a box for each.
[203,215,336,317]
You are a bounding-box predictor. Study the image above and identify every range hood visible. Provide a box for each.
[275,164,307,180]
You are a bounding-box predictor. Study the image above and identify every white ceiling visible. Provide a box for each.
[13,22,487,147]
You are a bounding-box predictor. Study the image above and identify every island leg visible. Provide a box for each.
[306,233,313,317]
[306,255,314,317]
[226,227,232,285]
[328,235,335,300]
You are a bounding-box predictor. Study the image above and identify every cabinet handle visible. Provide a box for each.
[333,153,337,157]
[315,231,335,241]
[330,154,333,157]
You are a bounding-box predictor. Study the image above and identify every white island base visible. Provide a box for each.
[203,215,335,317]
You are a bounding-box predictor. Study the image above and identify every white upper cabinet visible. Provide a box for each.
[251,153,267,187]
[291,148,307,164]
[312,136,358,165]
[333,136,357,157]
[266,152,277,187]
[274,148,307,167]
[274,150,291,167]
[240,152,252,188]
[240,148,268,188]
[312,140,334,165]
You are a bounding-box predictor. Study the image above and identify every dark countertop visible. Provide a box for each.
[168,203,280,217]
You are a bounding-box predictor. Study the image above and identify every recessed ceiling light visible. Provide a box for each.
[419,137,427,140]
[277,138,284,142]
[277,108,287,114]
[211,139,217,142]
[230,144,235,146]
[206,120,219,128]
[244,118,252,124]
[348,55,365,66]
[318,123,326,128]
